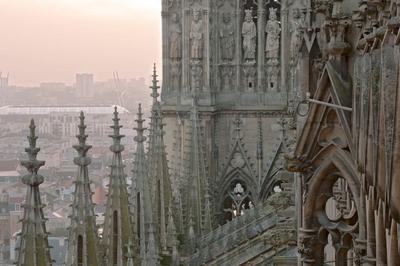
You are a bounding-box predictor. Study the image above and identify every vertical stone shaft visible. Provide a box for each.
[376,200,387,265]
[366,186,376,261]
[257,0,265,94]
[388,219,400,266]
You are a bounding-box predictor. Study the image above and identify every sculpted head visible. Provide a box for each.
[269,8,278,20]
[244,9,253,22]
[223,12,231,23]
[193,9,201,22]
[171,12,179,23]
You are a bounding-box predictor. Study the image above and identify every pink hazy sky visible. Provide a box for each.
[0,0,162,86]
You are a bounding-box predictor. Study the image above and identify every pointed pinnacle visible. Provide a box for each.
[28,119,38,151]
[77,111,88,145]
[134,103,147,144]
[150,64,160,103]
[21,119,45,184]
[109,106,125,151]
[73,111,92,165]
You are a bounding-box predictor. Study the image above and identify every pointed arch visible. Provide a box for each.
[304,144,360,227]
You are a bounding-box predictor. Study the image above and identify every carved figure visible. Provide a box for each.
[169,13,182,59]
[170,62,181,89]
[265,8,281,60]
[220,13,235,60]
[242,9,257,61]
[290,9,304,62]
[190,10,204,60]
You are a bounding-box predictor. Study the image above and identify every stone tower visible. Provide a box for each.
[66,112,100,266]
[16,120,52,266]
[161,0,295,229]
[101,107,137,266]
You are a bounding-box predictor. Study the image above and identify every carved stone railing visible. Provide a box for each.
[188,192,295,265]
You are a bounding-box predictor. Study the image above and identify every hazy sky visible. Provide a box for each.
[0,0,162,86]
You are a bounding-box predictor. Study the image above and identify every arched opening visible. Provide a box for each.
[77,235,83,266]
[113,210,118,266]
[222,181,253,222]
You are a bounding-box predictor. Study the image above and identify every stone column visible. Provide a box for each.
[365,186,376,265]
[204,0,210,92]
[235,0,242,99]
[161,1,169,101]
[355,175,368,265]
[182,1,191,101]
[376,200,387,265]
[280,0,289,96]
[257,0,265,101]
[388,219,400,266]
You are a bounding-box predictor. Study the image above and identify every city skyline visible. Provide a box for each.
[0,0,161,86]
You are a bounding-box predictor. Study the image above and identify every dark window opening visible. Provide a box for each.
[113,210,118,266]
[77,235,83,266]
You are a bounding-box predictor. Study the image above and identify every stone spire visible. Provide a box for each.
[66,112,100,266]
[16,119,52,266]
[102,107,136,266]
[147,65,174,253]
[131,103,160,265]
[182,97,211,249]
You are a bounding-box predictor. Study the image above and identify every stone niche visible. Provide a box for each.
[161,0,290,110]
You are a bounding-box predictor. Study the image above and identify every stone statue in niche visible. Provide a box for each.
[220,66,233,91]
[220,12,235,60]
[169,13,182,59]
[170,62,181,89]
[219,13,235,60]
[265,7,281,60]
[242,9,257,61]
[191,64,203,91]
[190,9,204,60]
[290,9,304,64]
[243,65,256,91]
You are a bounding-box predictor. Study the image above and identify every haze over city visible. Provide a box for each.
[0,0,162,86]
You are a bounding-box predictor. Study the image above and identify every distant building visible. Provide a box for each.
[0,160,20,183]
[75,73,94,98]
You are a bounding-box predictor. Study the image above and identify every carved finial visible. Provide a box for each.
[134,103,147,144]
[73,111,92,166]
[77,111,87,145]
[21,119,45,184]
[110,106,124,151]
[28,119,37,149]
[151,64,160,104]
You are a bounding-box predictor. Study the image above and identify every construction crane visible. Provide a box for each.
[112,71,127,108]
